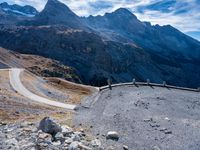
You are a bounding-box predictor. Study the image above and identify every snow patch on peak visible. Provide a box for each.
[2,8,35,17]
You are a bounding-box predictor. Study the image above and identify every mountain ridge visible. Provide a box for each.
[0,0,199,88]
[0,2,38,16]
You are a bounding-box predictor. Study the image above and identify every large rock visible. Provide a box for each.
[106,131,119,141]
[38,117,62,136]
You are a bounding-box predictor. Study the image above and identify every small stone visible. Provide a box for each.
[91,139,101,147]
[6,138,18,146]
[107,146,115,150]
[164,117,170,121]
[54,132,64,141]
[68,141,79,150]
[65,137,73,144]
[23,127,33,132]
[152,146,161,150]
[71,133,81,142]
[29,147,36,150]
[38,132,52,144]
[150,123,160,128]
[52,141,61,146]
[78,143,92,150]
[164,130,172,134]
[38,132,52,140]
[80,128,84,133]
[144,119,151,122]
[37,142,48,147]
[106,131,119,141]
[0,122,7,126]
[61,125,73,137]
[123,145,129,150]
[160,128,167,132]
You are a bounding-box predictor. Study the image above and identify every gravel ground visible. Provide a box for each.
[74,85,200,150]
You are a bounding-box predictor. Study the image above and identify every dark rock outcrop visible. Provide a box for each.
[39,117,62,136]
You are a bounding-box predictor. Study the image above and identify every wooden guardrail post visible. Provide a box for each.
[133,78,136,85]
[147,79,150,85]
[107,78,112,90]
[163,81,166,87]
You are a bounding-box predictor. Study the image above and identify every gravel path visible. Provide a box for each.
[9,68,76,110]
[74,85,200,150]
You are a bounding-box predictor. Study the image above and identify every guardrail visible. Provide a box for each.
[99,81,200,92]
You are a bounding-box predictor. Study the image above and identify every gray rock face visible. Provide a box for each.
[38,117,62,136]
[30,0,86,29]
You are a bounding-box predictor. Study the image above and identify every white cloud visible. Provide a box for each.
[1,0,200,35]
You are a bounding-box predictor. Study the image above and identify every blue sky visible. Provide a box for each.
[1,0,200,41]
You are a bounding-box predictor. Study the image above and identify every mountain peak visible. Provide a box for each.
[0,2,8,7]
[46,0,64,6]
[34,0,85,29]
[44,0,71,12]
[111,8,137,19]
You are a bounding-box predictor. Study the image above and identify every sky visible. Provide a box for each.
[1,0,200,41]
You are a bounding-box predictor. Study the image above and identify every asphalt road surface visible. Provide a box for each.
[74,85,200,150]
[9,68,76,110]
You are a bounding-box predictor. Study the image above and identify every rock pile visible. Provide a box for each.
[0,118,103,150]
[37,117,103,150]
[0,118,125,150]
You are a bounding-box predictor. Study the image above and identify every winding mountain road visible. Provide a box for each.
[9,68,76,110]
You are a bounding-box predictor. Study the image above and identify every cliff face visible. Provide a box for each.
[0,0,199,88]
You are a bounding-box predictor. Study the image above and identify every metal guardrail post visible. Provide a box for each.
[133,78,136,85]
[147,79,150,85]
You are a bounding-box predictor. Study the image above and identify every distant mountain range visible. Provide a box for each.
[0,2,38,17]
[0,0,199,88]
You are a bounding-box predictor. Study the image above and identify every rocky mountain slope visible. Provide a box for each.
[0,47,81,83]
[86,8,200,59]
[0,0,199,88]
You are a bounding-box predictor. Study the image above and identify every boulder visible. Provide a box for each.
[123,145,128,150]
[106,131,119,141]
[38,117,62,136]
